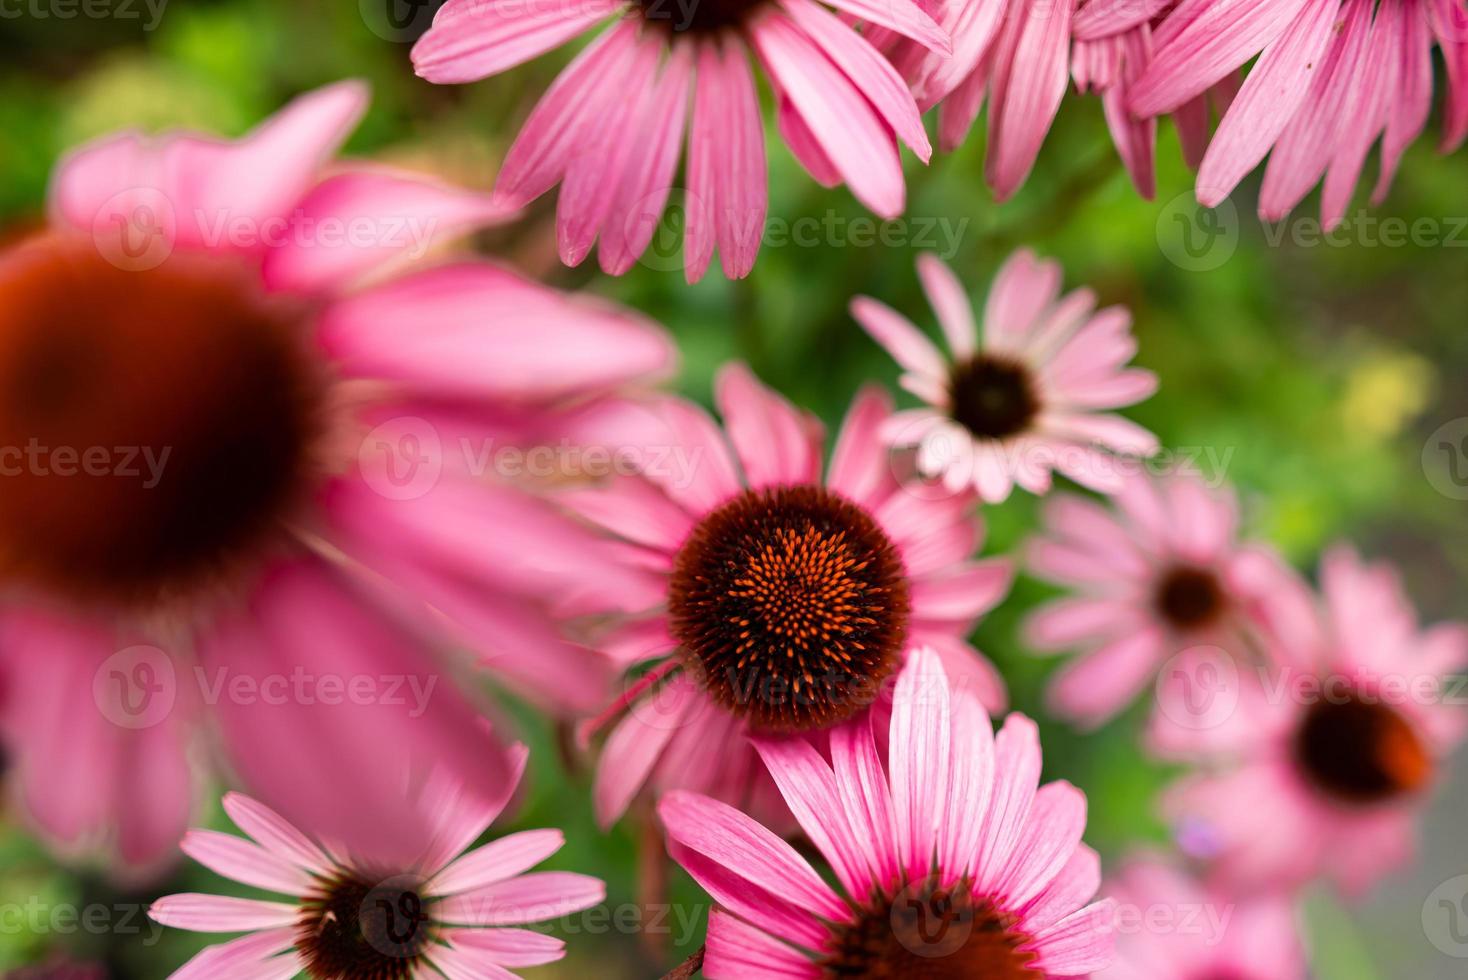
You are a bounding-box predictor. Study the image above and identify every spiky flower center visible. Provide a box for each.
[1153,565,1226,630]
[822,876,1043,979]
[297,872,434,980]
[947,355,1040,441]
[0,234,319,608]
[1294,693,1432,805]
[668,485,910,732]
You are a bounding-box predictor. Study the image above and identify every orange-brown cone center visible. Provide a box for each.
[0,233,320,608]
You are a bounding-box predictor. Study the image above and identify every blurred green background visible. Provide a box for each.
[3,1,1467,977]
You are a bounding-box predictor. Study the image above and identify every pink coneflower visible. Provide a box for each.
[554,363,1013,826]
[1110,0,1468,225]
[660,647,1116,979]
[1168,546,1468,895]
[0,82,674,873]
[1099,854,1307,980]
[1023,472,1288,731]
[852,251,1158,504]
[150,751,606,980]
[410,0,948,281]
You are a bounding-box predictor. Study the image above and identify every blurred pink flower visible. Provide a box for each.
[660,647,1116,979]
[1167,546,1468,895]
[852,251,1158,504]
[1023,472,1286,730]
[1099,854,1307,980]
[411,0,949,281]
[553,363,1012,827]
[0,82,674,874]
[1107,0,1468,225]
[150,750,605,980]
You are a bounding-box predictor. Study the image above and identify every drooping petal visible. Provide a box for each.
[317,261,675,401]
[198,556,513,865]
[598,46,695,276]
[782,0,933,161]
[261,168,510,294]
[412,0,621,83]
[1191,0,1340,206]
[985,0,1075,199]
[1131,0,1313,115]
[687,38,768,281]
[752,12,906,218]
[494,22,642,209]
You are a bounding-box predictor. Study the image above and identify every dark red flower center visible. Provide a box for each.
[948,355,1039,441]
[0,234,320,608]
[1293,693,1433,805]
[297,872,435,980]
[1153,565,1226,630]
[667,484,910,732]
[822,876,1042,979]
[633,0,769,35]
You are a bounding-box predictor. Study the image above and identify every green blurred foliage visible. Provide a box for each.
[2,1,1466,977]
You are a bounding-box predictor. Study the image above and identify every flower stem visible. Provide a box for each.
[660,946,706,980]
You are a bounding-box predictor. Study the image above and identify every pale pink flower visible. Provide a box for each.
[1105,0,1468,225]
[1168,546,1468,895]
[852,251,1158,504]
[1023,472,1287,731]
[1099,854,1307,980]
[149,751,605,980]
[0,82,674,874]
[411,0,949,281]
[552,363,1013,827]
[660,647,1116,979]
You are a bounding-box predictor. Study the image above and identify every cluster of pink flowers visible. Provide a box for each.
[0,0,1462,969]
[1026,478,1466,973]
[407,0,1465,277]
